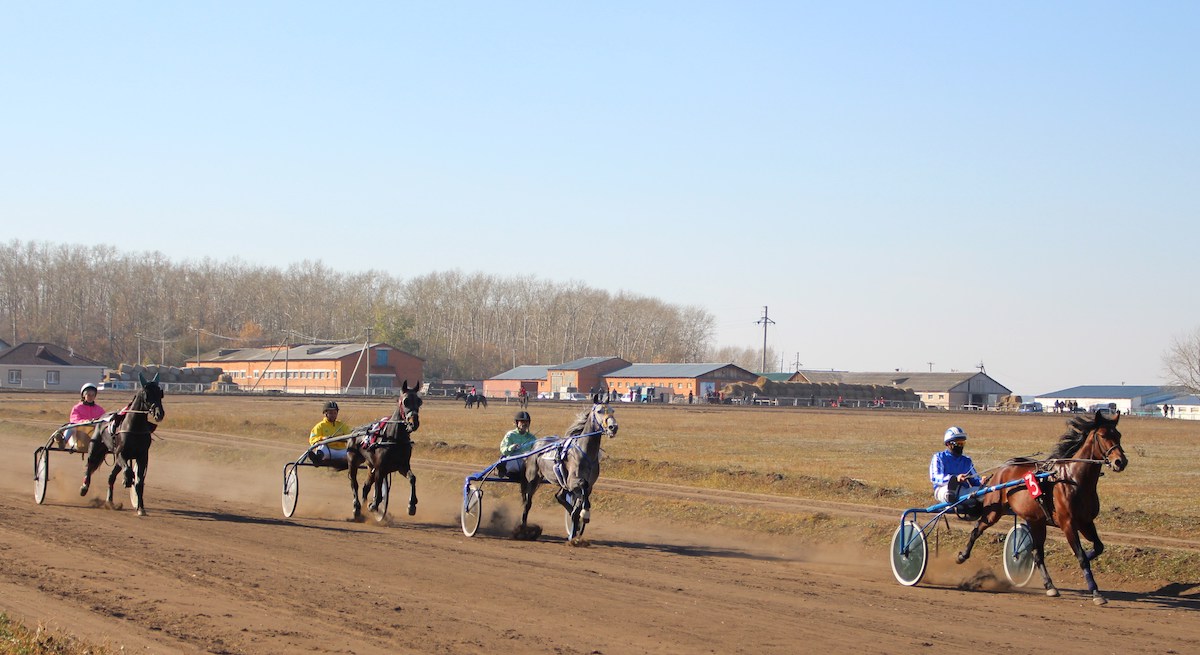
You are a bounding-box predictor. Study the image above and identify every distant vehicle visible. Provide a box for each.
[537,392,555,400]
[1018,402,1044,413]
[561,392,590,402]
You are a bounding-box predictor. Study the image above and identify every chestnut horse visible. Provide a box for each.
[956,410,1128,604]
[346,380,422,521]
[80,373,166,516]
[516,394,618,540]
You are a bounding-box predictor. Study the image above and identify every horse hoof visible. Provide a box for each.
[407,505,416,516]
[79,485,89,496]
[136,507,146,517]
[955,553,968,565]
[1093,594,1107,606]
[1046,588,1060,597]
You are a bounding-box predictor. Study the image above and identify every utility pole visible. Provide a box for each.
[365,326,372,396]
[755,306,775,373]
[927,362,934,373]
[136,333,143,365]
[793,352,802,372]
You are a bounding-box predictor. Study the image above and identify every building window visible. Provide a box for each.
[7,370,21,384]
[376,348,389,366]
[46,370,61,385]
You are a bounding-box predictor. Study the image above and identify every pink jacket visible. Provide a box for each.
[70,402,106,424]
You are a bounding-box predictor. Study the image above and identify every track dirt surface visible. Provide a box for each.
[2,423,1198,654]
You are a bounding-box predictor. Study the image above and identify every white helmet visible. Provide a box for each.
[943,426,967,443]
[80,382,99,394]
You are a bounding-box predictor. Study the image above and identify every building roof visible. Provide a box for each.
[797,370,1008,392]
[605,363,753,378]
[0,342,103,367]
[490,365,550,381]
[1035,385,1166,400]
[200,342,419,363]
[758,372,795,382]
[548,356,624,371]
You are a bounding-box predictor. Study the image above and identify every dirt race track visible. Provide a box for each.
[2,423,1198,654]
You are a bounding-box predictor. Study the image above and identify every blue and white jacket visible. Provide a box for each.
[929,450,981,492]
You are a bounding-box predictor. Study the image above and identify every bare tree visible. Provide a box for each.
[1163,327,1200,392]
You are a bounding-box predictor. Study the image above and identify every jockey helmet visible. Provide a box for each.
[944,426,967,443]
[323,400,340,412]
[80,382,99,397]
[514,411,531,422]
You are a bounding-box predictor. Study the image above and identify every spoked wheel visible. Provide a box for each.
[371,474,391,523]
[890,521,928,586]
[282,463,300,518]
[34,447,49,505]
[1002,522,1037,587]
[461,484,483,537]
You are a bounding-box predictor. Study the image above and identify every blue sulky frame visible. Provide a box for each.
[459,432,600,538]
[890,471,1053,587]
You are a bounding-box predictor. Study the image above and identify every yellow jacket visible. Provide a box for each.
[309,418,352,450]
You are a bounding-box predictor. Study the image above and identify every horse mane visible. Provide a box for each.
[1049,412,1111,460]
[564,410,592,437]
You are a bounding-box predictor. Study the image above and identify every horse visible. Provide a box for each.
[345,380,422,521]
[517,392,529,409]
[80,373,166,516]
[955,410,1128,605]
[516,394,618,541]
[464,393,488,409]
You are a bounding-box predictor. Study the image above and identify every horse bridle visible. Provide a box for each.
[591,405,617,437]
[1098,432,1124,468]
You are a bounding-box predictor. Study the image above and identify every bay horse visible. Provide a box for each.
[955,410,1128,604]
[516,394,618,541]
[80,373,166,516]
[346,380,422,521]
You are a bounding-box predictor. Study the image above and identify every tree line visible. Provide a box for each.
[0,240,765,380]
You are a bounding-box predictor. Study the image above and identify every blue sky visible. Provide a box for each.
[3,2,1196,396]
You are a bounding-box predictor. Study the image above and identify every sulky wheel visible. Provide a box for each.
[282,463,300,518]
[372,474,391,523]
[34,447,49,505]
[890,520,928,586]
[564,507,585,541]
[1002,522,1037,587]
[127,460,141,511]
[461,484,483,537]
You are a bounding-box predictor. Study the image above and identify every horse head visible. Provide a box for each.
[1091,409,1127,472]
[398,380,423,433]
[588,394,618,438]
[136,372,166,422]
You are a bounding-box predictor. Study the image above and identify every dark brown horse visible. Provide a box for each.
[516,394,618,541]
[956,410,1127,604]
[346,380,422,522]
[80,373,166,516]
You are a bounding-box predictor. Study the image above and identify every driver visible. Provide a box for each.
[61,383,107,452]
[499,411,537,478]
[308,400,352,466]
[930,426,982,505]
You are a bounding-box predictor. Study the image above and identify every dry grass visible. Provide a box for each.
[5,392,1199,584]
[0,614,114,655]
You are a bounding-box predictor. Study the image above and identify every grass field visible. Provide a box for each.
[4,391,1199,584]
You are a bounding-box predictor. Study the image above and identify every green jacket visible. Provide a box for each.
[500,428,537,457]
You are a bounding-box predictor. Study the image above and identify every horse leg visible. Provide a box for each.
[406,471,418,516]
[348,463,362,520]
[133,455,147,516]
[106,461,122,505]
[80,446,104,496]
[368,470,383,513]
[955,508,1001,564]
[1029,522,1058,596]
[1063,522,1106,605]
